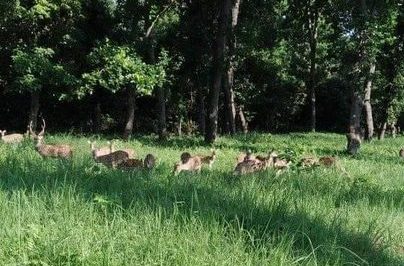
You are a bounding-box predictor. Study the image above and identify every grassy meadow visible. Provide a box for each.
[0,132,403,265]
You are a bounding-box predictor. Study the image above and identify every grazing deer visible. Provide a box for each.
[88,140,113,158]
[173,152,202,175]
[29,119,73,159]
[199,149,217,168]
[94,150,129,168]
[399,149,404,158]
[0,130,24,144]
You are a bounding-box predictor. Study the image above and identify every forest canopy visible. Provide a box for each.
[0,0,403,144]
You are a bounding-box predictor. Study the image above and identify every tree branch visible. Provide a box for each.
[145,1,176,39]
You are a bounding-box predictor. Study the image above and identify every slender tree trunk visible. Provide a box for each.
[146,32,167,140]
[363,63,376,140]
[347,92,363,155]
[308,38,317,132]
[197,88,206,135]
[223,0,241,135]
[124,89,136,140]
[378,122,387,140]
[238,105,248,134]
[308,5,319,132]
[29,90,40,130]
[205,0,231,143]
[94,102,102,133]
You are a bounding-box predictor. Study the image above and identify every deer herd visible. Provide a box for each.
[1,119,404,176]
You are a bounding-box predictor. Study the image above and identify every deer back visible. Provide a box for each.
[1,133,24,144]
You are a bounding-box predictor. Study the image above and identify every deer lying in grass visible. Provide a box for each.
[94,150,129,168]
[173,152,202,175]
[117,154,156,170]
[299,156,320,168]
[299,155,336,168]
[29,119,73,159]
[110,140,136,159]
[0,130,24,144]
[233,151,276,175]
[234,150,291,175]
[199,149,217,168]
[236,150,255,165]
[88,140,113,158]
[318,156,337,167]
[400,149,404,158]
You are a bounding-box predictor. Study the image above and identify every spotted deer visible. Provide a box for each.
[199,149,217,168]
[0,130,24,144]
[29,119,73,159]
[118,153,156,170]
[233,158,268,175]
[236,150,256,165]
[173,152,202,175]
[94,150,129,168]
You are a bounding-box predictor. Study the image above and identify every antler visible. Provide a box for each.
[38,118,46,136]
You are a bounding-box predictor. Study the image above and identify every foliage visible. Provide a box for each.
[12,47,77,93]
[81,41,169,97]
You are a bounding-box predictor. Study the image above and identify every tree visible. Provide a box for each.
[205,0,231,143]
[82,41,169,138]
[12,47,76,129]
[223,0,241,135]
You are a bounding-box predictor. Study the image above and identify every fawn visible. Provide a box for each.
[29,119,73,159]
[399,149,404,158]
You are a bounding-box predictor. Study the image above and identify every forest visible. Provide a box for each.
[0,1,402,146]
[0,0,404,265]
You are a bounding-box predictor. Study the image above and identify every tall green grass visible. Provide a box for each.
[0,133,403,265]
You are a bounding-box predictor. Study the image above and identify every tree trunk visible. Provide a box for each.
[307,5,319,132]
[363,63,376,140]
[347,92,363,155]
[378,122,387,140]
[124,89,136,140]
[29,90,40,130]
[205,0,231,143]
[94,102,102,133]
[197,88,206,135]
[147,33,167,140]
[223,0,241,135]
[308,38,317,132]
[238,105,248,134]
